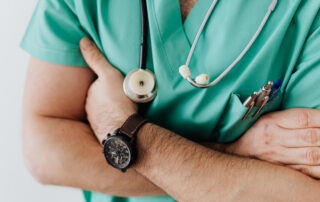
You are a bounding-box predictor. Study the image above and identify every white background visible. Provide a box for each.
[0,0,83,201]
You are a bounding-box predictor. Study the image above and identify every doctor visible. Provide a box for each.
[21,0,320,201]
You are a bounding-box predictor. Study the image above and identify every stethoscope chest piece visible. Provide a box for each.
[123,68,157,103]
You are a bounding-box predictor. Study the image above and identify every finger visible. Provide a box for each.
[287,165,320,179]
[271,108,320,129]
[278,127,320,147]
[272,147,320,166]
[79,38,113,77]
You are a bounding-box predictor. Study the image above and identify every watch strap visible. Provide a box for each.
[119,113,147,138]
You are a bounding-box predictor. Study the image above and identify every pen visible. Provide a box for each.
[264,80,283,111]
[255,81,273,107]
[269,80,282,102]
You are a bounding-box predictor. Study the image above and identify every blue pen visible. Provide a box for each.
[265,80,282,110]
[269,80,282,102]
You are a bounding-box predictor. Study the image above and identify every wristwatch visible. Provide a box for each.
[102,113,147,172]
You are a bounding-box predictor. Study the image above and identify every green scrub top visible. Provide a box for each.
[21,0,320,201]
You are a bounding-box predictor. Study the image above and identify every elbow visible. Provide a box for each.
[22,117,54,185]
[23,144,52,185]
[24,158,51,185]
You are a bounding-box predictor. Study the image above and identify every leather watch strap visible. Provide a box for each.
[119,113,147,138]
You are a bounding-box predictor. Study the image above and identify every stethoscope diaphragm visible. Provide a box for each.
[123,68,157,103]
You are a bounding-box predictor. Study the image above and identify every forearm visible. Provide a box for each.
[133,123,320,202]
[23,115,166,197]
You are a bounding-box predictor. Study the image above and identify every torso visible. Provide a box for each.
[75,0,318,143]
[179,0,198,22]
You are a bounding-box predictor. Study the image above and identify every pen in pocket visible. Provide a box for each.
[242,80,282,120]
[264,80,283,111]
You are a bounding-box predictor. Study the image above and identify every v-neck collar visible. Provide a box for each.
[149,0,213,75]
[182,0,213,45]
[165,0,213,46]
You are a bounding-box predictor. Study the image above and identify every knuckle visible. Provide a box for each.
[306,149,320,164]
[260,150,284,165]
[261,150,277,161]
[88,49,104,64]
[261,125,274,145]
[297,111,311,128]
[303,129,320,145]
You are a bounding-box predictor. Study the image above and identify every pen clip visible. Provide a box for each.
[253,96,269,118]
[242,92,258,120]
[255,81,273,106]
[243,92,258,108]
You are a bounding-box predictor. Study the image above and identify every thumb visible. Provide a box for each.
[80,37,112,77]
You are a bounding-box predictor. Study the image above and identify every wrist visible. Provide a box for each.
[94,111,136,144]
[102,113,148,172]
[133,123,156,172]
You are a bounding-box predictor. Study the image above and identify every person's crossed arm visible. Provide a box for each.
[80,38,320,201]
[23,37,320,200]
[22,57,165,196]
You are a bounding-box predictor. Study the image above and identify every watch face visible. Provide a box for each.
[104,136,132,170]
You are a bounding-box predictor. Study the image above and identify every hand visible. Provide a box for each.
[80,38,137,143]
[225,108,320,179]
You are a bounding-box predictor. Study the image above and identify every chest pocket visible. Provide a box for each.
[214,92,283,143]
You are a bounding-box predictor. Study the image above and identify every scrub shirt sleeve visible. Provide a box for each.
[20,0,88,66]
[282,13,320,109]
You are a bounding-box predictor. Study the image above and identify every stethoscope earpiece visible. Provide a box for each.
[195,74,210,85]
[179,0,278,89]
[123,69,157,103]
[179,65,210,86]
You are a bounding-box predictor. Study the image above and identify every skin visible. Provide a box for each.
[23,37,320,199]
[134,124,320,201]
[22,57,165,197]
[79,38,320,201]
[22,1,320,199]
[179,0,199,22]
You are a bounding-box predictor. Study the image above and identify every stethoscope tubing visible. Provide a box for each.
[185,0,278,89]
[124,0,278,103]
[122,0,157,103]
[139,0,148,70]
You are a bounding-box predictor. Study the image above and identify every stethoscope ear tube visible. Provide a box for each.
[139,0,148,70]
[181,0,278,89]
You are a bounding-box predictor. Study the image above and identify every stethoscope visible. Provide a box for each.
[123,0,278,103]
